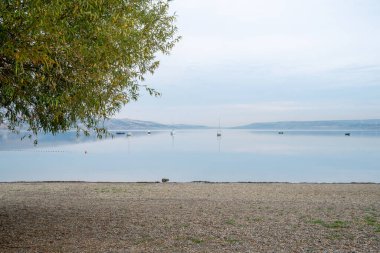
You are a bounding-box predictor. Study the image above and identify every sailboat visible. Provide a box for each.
[170,121,175,136]
[217,119,222,137]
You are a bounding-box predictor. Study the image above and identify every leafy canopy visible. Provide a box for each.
[0,0,179,138]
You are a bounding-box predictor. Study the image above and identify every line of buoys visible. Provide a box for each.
[33,150,65,152]
[4,150,65,152]
[6,150,67,152]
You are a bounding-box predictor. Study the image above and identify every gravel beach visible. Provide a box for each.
[0,182,379,252]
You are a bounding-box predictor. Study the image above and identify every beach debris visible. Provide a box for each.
[162,178,169,183]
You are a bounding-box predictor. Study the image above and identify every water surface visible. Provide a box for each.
[1,130,379,182]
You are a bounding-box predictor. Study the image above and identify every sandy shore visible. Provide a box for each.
[0,182,379,252]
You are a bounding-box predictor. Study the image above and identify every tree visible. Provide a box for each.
[0,0,180,139]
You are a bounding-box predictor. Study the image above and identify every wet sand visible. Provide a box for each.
[0,182,379,252]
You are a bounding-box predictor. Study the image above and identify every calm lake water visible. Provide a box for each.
[1,130,380,183]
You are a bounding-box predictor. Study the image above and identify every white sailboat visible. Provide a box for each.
[170,121,175,136]
[217,119,222,137]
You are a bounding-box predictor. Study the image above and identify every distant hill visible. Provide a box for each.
[104,118,208,130]
[0,119,208,131]
[2,119,380,131]
[234,119,380,130]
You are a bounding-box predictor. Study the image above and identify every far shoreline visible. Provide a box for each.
[0,180,379,184]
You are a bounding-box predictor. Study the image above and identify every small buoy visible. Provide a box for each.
[85,150,87,154]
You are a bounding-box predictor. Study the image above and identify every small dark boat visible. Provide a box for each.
[147,131,151,135]
[345,133,350,136]
[116,132,125,135]
[278,131,284,135]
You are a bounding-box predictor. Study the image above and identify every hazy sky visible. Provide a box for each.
[117,0,380,127]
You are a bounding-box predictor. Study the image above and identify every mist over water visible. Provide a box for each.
[1,130,379,183]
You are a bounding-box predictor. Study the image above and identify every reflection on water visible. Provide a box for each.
[217,135,222,153]
[0,130,380,183]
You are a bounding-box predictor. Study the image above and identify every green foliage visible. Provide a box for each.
[188,237,203,244]
[0,0,179,137]
[364,215,380,232]
[224,238,239,244]
[364,215,377,226]
[225,218,236,225]
[311,219,349,229]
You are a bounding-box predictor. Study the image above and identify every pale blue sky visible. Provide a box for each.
[117,0,380,127]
